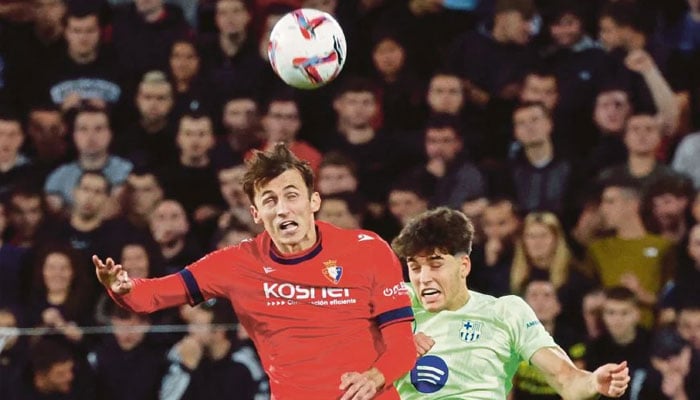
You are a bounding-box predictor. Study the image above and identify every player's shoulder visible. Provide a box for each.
[318,221,388,248]
[469,291,530,316]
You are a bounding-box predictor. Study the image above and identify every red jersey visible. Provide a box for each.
[115,222,413,399]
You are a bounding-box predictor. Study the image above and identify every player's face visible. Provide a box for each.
[251,169,321,254]
[407,250,470,312]
[678,310,700,351]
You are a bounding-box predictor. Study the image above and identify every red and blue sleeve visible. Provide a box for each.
[369,239,414,329]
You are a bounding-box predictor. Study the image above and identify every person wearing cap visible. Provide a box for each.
[636,328,700,400]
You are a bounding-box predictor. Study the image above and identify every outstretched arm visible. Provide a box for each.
[93,255,189,313]
[530,346,630,399]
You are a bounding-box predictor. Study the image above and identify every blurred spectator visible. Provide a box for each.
[25,104,71,182]
[33,6,122,112]
[636,327,700,400]
[168,38,214,119]
[386,179,428,231]
[642,175,695,243]
[120,169,165,233]
[316,151,359,196]
[585,177,675,327]
[0,114,34,201]
[693,191,700,223]
[662,0,700,55]
[211,94,262,168]
[158,112,224,225]
[198,0,267,105]
[316,191,365,230]
[253,93,322,172]
[497,101,578,219]
[44,105,133,214]
[4,186,50,249]
[148,198,203,274]
[671,129,700,189]
[0,307,28,400]
[369,30,424,134]
[45,170,132,262]
[585,286,650,400]
[599,112,679,191]
[111,0,191,79]
[510,212,594,329]
[401,113,486,209]
[160,300,257,400]
[0,202,26,308]
[582,287,606,341]
[586,86,632,175]
[513,279,586,398]
[216,163,259,235]
[27,245,94,344]
[88,306,168,400]
[468,198,520,297]
[117,70,176,169]
[213,220,254,250]
[19,338,92,400]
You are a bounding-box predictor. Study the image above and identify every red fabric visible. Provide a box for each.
[107,222,414,399]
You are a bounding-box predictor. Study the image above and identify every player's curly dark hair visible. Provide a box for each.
[243,142,315,205]
[392,207,474,259]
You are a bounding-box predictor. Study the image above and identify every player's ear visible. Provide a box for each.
[250,205,262,224]
[460,254,471,279]
[310,192,321,213]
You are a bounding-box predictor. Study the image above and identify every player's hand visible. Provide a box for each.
[339,367,385,400]
[414,332,435,357]
[93,255,133,294]
[593,361,630,398]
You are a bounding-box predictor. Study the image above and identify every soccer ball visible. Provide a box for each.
[267,8,347,90]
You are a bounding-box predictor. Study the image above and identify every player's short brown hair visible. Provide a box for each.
[243,142,315,205]
[392,207,474,258]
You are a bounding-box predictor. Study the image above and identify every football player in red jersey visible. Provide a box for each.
[93,142,415,400]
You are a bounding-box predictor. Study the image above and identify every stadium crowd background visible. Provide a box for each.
[1,0,700,399]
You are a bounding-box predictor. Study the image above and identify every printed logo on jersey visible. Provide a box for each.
[459,320,482,343]
[263,282,357,307]
[322,260,343,284]
[383,282,409,297]
[410,355,449,393]
[263,266,275,274]
[357,233,374,242]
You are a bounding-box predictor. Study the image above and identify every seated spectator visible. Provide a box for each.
[585,286,651,395]
[4,186,52,249]
[642,175,695,243]
[0,114,35,201]
[510,212,595,329]
[111,0,191,79]
[18,338,92,400]
[401,114,486,209]
[468,198,521,297]
[585,177,675,327]
[586,85,632,176]
[88,306,168,400]
[119,169,165,233]
[33,6,122,112]
[168,38,214,119]
[160,300,257,400]
[316,152,359,196]
[316,191,365,230]
[599,112,680,192]
[636,328,700,400]
[216,162,259,235]
[581,287,606,341]
[384,179,429,237]
[211,94,262,168]
[148,199,203,274]
[677,299,700,352]
[25,103,70,183]
[44,105,132,214]
[117,71,177,170]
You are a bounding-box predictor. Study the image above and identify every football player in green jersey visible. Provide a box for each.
[392,207,630,399]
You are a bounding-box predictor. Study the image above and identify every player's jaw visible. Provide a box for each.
[418,286,447,312]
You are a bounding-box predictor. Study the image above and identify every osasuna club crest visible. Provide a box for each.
[322,260,343,284]
[460,320,482,342]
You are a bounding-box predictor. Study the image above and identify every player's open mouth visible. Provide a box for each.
[421,288,441,301]
[279,221,298,232]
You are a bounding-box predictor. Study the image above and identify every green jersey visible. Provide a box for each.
[395,287,557,399]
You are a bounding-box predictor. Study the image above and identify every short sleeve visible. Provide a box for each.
[503,295,557,362]
[180,245,244,305]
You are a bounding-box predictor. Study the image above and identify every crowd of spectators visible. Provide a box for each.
[1,0,700,399]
